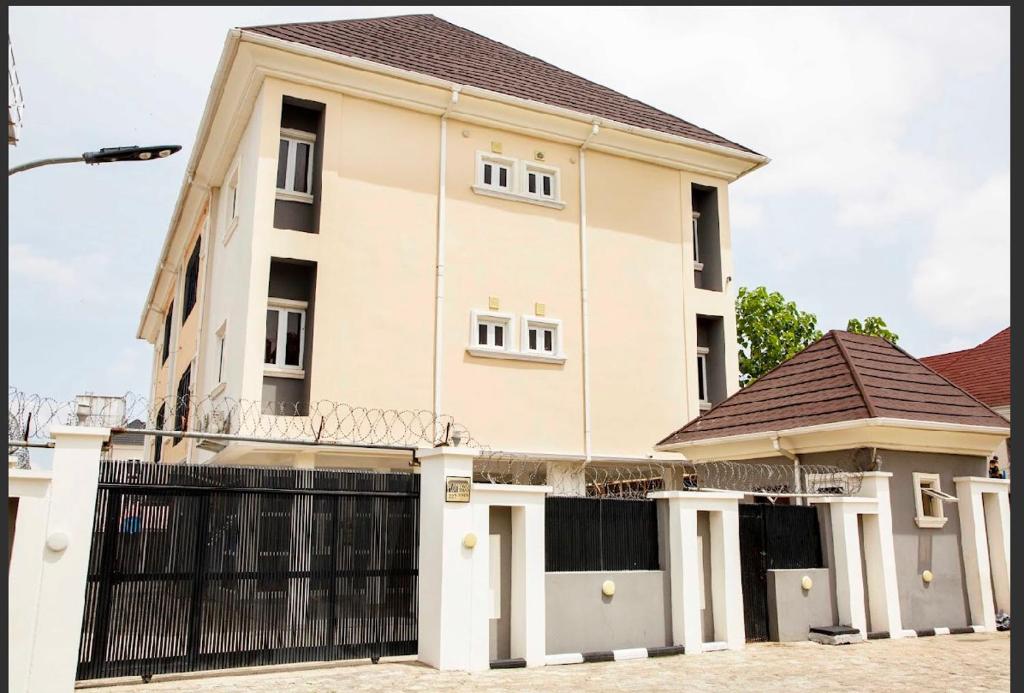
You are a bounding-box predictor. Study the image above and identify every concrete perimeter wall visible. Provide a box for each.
[545,571,671,653]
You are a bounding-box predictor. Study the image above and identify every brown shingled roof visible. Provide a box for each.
[921,328,1010,408]
[659,331,1009,447]
[244,14,757,155]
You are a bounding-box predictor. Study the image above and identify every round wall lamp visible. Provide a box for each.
[46,531,70,552]
[462,533,477,549]
[922,570,934,583]
[801,575,813,591]
[602,580,616,597]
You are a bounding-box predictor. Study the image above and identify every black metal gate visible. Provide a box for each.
[739,503,823,642]
[76,462,420,681]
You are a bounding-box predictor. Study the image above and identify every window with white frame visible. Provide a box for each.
[521,316,562,357]
[692,211,702,269]
[215,322,227,385]
[697,346,711,411]
[470,310,513,352]
[265,299,307,373]
[523,163,556,200]
[228,169,239,221]
[276,128,316,203]
[476,153,514,192]
[912,472,957,529]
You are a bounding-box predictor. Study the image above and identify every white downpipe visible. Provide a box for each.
[433,88,460,433]
[773,435,802,506]
[579,122,599,462]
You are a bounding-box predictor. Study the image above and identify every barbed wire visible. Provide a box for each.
[8,388,865,499]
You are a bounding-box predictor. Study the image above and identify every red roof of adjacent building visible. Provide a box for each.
[659,331,1009,447]
[921,328,1010,408]
[245,14,757,154]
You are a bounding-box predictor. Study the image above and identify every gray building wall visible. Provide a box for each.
[767,568,833,641]
[804,449,986,632]
[545,571,671,653]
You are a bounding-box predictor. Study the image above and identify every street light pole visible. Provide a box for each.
[9,144,182,176]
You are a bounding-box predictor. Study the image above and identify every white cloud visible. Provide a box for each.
[910,172,1010,329]
[9,243,113,305]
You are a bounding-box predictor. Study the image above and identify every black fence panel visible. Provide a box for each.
[739,503,824,642]
[77,461,420,681]
[545,496,659,572]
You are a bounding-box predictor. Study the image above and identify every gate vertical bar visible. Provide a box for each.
[87,488,122,677]
[185,493,211,670]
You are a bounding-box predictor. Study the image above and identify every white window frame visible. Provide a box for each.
[223,163,240,245]
[214,321,227,390]
[471,151,566,209]
[264,298,307,378]
[913,472,955,529]
[692,210,703,271]
[276,128,316,204]
[468,310,514,355]
[521,161,559,201]
[474,151,516,193]
[521,315,563,359]
[697,346,711,411]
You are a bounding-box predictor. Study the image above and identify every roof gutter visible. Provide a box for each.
[237,30,770,170]
[135,28,241,341]
[655,417,1012,453]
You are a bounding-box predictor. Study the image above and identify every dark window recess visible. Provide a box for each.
[274,98,324,234]
[691,184,722,291]
[499,167,508,188]
[483,164,493,185]
[181,239,201,324]
[543,330,553,352]
[173,365,191,445]
[529,330,537,351]
[161,303,173,363]
[545,497,659,571]
[478,323,487,346]
[265,310,278,364]
[153,405,165,463]
[528,172,536,193]
[276,139,288,188]
[543,176,552,197]
[494,324,504,347]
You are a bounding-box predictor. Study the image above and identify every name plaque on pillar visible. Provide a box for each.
[445,476,471,502]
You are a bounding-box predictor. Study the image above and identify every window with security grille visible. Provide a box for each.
[174,365,191,445]
[181,239,201,324]
[161,302,173,363]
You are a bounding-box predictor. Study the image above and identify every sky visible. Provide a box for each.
[8,6,1011,405]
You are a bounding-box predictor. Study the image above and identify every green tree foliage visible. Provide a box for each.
[846,316,899,344]
[735,286,822,386]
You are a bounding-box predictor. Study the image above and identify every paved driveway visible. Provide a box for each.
[79,632,1009,692]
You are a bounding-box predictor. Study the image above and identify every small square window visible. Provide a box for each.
[470,310,513,353]
[477,153,515,192]
[913,472,955,529]
[523,163,557,201]
[521,316,562,357]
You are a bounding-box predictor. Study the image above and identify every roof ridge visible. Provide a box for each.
[241,13,436,32]
[830,331,879,418]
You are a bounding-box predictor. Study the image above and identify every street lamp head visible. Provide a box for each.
[81,144,182,165]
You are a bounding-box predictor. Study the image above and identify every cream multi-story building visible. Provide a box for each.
[136,14,768,468]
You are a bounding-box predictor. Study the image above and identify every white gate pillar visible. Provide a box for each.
[650,491,745,653]
[12,426,108,693]
[416,446,479,671]
[857,472,903,636]
[417,447,549,672]
[954,476,1011,630]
